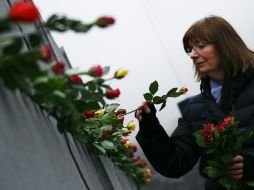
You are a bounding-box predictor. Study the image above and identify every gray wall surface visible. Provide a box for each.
[0,0,137,189]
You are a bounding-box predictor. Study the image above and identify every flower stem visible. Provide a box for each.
[125,107,143,116]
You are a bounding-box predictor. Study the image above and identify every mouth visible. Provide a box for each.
[195,61,205,68]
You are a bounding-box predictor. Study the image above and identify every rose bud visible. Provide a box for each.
[105,89,115,99]
[9,2,40,23]
[94,110,104,118]
[179,87,188,93]
[127,121,136,131]
[40,45,52,62]
[122,128,131,135]
[129,152,134,157]
[117,115,124,124]
[123,140,130,149]
[142,159,148,166]
[117,109,127,115]
[217,124,225,132]
[95,16,115,28]
[145,177,152,183]
[133,157,140,162]
[131,144,137,152]
[88,65,103,77]
[113,88,121,97]
[114,69,128,79]
[52,61,65,75]
[70,75,82,84]
[121,138,128,145]
[84,111,95,118]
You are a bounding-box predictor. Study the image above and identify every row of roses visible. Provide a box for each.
[0,1,152,187]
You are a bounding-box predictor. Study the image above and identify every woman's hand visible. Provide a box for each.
[227,155,244,180]
[135,101,151,122]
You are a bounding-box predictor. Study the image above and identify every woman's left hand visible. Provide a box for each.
[227,155,244,180]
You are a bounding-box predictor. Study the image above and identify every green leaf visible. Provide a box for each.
[246,180,254,187]
[204,166,221,178]
[53,90,66,98]
[167,88,179,97]
[93,143,106,154]
[101,125,113,132]
[0,16,11,32]
[152,96,165,104]
[143,93,153,101]
[3,37,23,54]
[28,33,42,48]
[100,140,115,150]
[33,76,49,85]
[219,176,234,190]
[149,80,159,95]
[221,152,233,164]
[105,103,119,113]
[193,130,206,147]
[159,101,167,111]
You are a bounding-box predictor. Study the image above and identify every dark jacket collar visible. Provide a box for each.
[200,69,254,114]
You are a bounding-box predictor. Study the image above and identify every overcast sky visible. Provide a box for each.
[34,0,254,137]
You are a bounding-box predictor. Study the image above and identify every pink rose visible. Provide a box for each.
[88,65,103,77]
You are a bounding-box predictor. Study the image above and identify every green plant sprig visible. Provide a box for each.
[143,80,187,111]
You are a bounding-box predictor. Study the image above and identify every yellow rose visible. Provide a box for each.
[94,109,104,118]
[144,168,152,177]
[123,140,130,149]
[127,120,136,131]
[123,127,131,135]
[114,69,128,79]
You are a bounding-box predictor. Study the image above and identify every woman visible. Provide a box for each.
[135,15,254,190]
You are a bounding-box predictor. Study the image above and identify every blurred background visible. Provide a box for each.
[32,0,254,189]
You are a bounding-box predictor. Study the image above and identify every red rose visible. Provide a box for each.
[88,65,103,77]
[142,159,148,166]
[217,123,225,132]
[113,88,121,97]
[105,89,115,99]
[222,116,233,126]
[84,111,95,118]
[40,45,52,62]
[105,88,121,99]
[131,145,137,152]
[117,115,124,124]
[95,16,115,28]
[129,152,134,157]
[53,61,65,75]
[70,75,82,84]
[133,157,140,162]
[200,123,215,144]
[117,109,127,115]
[9,2,40,23]
[121,138,128,144]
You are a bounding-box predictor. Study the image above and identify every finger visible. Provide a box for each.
[143,105,151,114]
[232,155,244,163]
[135,109,143,121]
[229,174,243,180]
[228,168,243,175]
[228,162,243,170]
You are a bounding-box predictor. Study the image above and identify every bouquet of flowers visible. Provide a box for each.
[193,115,254,190]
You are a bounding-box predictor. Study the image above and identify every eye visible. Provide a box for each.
[196,42,209,49]
[186,47,192,53]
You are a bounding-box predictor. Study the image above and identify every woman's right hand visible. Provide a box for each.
[135,101,152,122]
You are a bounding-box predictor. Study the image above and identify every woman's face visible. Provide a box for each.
[188,41,224,81]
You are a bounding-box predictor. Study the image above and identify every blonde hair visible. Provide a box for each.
[183,15,254,81]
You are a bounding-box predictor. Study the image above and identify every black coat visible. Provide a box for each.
[136,70,254,190]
